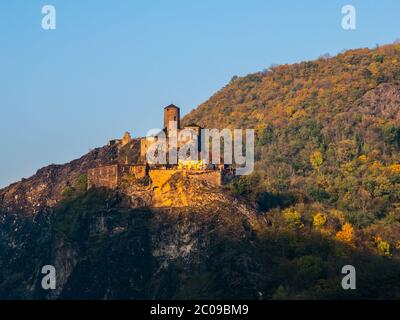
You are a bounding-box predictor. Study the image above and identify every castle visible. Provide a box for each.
[87,104,235,190]
[139,104,204,166]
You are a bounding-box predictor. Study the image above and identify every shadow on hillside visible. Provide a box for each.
[1,187,400,300]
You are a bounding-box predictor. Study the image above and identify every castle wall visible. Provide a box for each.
[88,164,232,190]
[130,165,147,179]
[140,139,149,162]
[87,165,119,189]
[88,164,147,189]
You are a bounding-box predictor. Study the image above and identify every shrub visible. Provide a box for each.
[374,236,391,257]
[283,208,304,229]
[294,255,325,289]
[382,124,400,148]
[310,151,324,171]
[313,213,327,228]
[76,174,88,193]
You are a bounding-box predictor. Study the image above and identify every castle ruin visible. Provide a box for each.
[87,104,235,190]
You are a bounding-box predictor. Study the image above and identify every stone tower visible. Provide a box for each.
[121,131,132,146]
[164,104,180,130]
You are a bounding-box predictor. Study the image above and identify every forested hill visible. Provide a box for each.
[184,44,400,130]
[183,43,400,236]
[2,44,400,299]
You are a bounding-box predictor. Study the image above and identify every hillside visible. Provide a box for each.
[184,43,400,229]
[0,139,261,299]
[0,188,259,299]
[2,43,400,299]
[0,139,141,216]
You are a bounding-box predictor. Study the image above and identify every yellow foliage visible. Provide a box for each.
[374,236,391,257]
[389,164,400,174]
[369,161,383,171]
[178,159,204,170]
[292,109,307,119]
[358,155,367,163]
[340,162,354,173]
[283,208,304,229]
[335,223,354,244]
[368,62,380,76]
[310,151,324,171]
[374,176,392,197]
[313,213,327,228]
[285,106,295,116]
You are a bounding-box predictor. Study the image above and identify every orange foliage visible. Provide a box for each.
[336,223,354,244]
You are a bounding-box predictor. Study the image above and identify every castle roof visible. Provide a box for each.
[164,104,179,109]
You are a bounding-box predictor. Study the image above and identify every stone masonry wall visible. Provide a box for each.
[87,165,119,189]
[88,164,230,191]
[88,164,147,189]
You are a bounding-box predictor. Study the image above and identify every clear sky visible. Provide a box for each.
[1,0,400,188]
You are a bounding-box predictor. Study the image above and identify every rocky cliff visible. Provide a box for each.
[0,181,260,299]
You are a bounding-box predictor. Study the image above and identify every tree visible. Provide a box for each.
[382,124,400,149]
[335,223,354,244]
[283,208,304,229]
[310,151,324,171]
[374,236,391,257]
[313,213,327,228]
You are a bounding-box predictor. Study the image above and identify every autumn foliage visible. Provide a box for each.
[184,43,400,256]
[182,43,400,298]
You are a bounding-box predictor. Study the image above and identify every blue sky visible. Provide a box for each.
[1,0,400,187]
